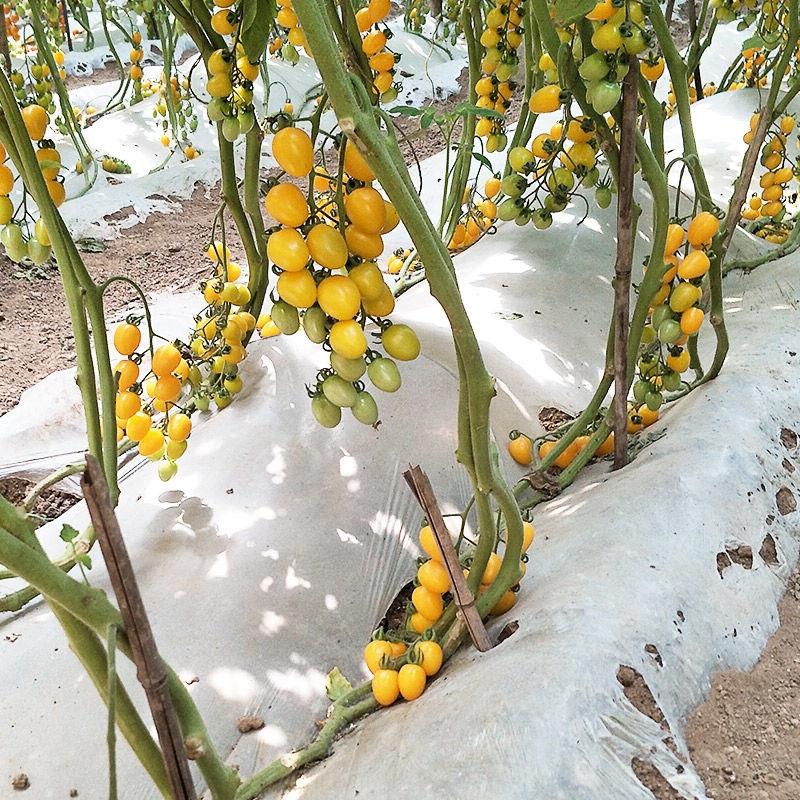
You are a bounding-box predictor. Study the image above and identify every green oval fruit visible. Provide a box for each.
[658,318,682,344]
[330,352,366,382]
[322,375,358,408]
[270,300,300,335]
[311,395,341,428]
[352,391,379,425]
[302,305,329,343]
[367,357,401,393]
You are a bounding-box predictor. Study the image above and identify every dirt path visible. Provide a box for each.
[0,184,244,415]
[685,570,800,800]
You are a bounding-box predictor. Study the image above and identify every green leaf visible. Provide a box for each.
[555,0,596,24]
[79,554,92,570]
[420,107,435,129]
[388,106,424,116]
[60,524,79,543]
[239,0,277,62]
[472,151,494,171]
[325,667,352,702]
[453,102,502,120]
[741,34,765,51]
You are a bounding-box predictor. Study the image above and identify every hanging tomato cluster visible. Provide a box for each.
[732,46,769,89]
[129,31,144,85]
[474,0,525,151]
[271,0,312,64]
[575,0,654,114]
[4,3,20,43]
[632,211,719,416]
[495,112,606,229]
[110,238,259,480]
[447,177,500,252]
[355,0,399,103]
[740,113,797,244]
[205,8,259,143]
[112,322,203,481]
[189,241,254,407]
[0,105,63,267]
[258,124,420,429]
[503,214,721,472]
[664,77,717,117]
[155,70,200,157]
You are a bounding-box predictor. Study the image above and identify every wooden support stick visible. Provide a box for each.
[403,465,493,653]
[612,57,639,470]
[82,455,197,800]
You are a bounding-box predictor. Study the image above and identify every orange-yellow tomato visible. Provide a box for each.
[345,186,387,234]
[152,343,181,377]
[272,126,314,177]
[686,211,719,248]
[264,182,309,228]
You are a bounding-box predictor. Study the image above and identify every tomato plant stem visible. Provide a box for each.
[0,497,172,797]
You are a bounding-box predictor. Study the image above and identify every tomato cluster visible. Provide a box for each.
[505,213,719,470]
[354,0,399,102]
[740,113,798,244]
[474,0,525,150]
[100,155,132,174]
[113,322,200,481]
[634,211,719,411]
[507,425,614,470]
[155,71,200,157]
[272,0,312,64]
[664,77,717,118]
[205,11,258,143]
[734,46,769,90]
[575,0,654,114]
[498,112,606,229]
[190,241,254,406]
[447,179,499,252]
[257,125,420,428]
[110,237,260,480]
[365,635,442,706]
[129,31,144,84]
[0,105,63,267]
[4,3,20,43]
[366,518,534,707]
[274,0,399,100]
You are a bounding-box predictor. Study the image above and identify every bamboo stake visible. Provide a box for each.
[403,465,493,652]
[81,455,197,800]
[612,57,639,470]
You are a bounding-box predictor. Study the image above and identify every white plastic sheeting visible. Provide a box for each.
[0,90,799,800]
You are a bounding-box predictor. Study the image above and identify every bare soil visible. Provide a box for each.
[685,570,800,800]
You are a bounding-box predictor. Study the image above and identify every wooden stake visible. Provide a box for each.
[686,0,704,101]
[612,57,639,470]
[0,8,11,72]
[403,465,493,652]
[60,0,72,52]
[82,456,197,800]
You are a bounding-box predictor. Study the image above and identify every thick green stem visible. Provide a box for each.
[294,0,524,609]
[0,499,170,796]
[0,503,239,798]
[234,696,376,799]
